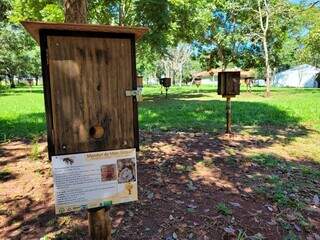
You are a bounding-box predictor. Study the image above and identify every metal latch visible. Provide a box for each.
[125,89,143,102]
[125,90,141,96]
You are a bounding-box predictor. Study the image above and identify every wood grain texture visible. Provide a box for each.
[47,35,135,154]
[88,208,112,240]
[226,97,232,133]
[22,21,148,44]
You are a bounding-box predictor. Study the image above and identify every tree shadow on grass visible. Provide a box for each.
[0,97,312,145]
[0,112,46,142]
[143,92,212,100]
[143,86,320,99]
[143,87,215,98]
[139,98,313,143]
[0,88,44,97]
[9,88,44,94]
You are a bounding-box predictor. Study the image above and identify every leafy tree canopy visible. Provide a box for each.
[1,0,320,86]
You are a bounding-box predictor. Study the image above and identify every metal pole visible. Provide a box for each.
[88,207,112,240]
[226,97,232,134]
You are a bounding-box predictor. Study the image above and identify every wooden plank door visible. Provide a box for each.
[46,35,137,155]
[225,72,240,96]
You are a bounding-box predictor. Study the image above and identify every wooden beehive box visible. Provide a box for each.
[217,71,241,97]
[160,78,171,88]
[137,76,143,88]
[22,21,148,158]
[194,77,202,86]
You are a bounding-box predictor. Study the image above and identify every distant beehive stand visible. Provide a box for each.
[217,71,241,134]
[194,77,202,93]
[160,77,171,98]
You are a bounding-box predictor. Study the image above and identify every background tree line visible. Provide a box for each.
[0,0,319,95]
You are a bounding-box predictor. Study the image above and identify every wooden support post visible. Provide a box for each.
[165,87,168,99]
[88,207,112,240]
[226,97,232,134]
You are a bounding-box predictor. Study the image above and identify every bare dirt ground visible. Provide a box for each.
[0,131,319,240]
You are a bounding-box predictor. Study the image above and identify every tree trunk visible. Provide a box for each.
[119,1,124,26]
[64,0,87,23]
[35,76,39,86]
[258,0,271,97]
[172,70,176,85]
[217,47,227,70]
[226,97,232,134]
[63,1,112,240]
[179,66,183,87]
[8,75,15,88]
[88,207,112,240]
[262,34,271,97]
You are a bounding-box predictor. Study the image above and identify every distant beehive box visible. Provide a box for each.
[194,77,201,86]
[137,76,143,88]
[160,78,171,88]
[217,71,241,97]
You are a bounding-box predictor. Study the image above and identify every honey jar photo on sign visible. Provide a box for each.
[117,158,136,184]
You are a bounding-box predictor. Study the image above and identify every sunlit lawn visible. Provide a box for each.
[0,84,319,142]
[0,86,45,142]
[141,85,320,132]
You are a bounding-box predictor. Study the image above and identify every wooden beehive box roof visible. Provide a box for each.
[22,21,149,44]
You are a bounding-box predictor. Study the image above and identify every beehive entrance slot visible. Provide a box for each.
[89,125,105,139]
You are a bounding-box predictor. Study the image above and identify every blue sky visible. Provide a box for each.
[290,0,319,4]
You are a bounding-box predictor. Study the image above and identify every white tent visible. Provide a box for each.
[273,64,320,88]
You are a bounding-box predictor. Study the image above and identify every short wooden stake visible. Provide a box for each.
[88,207,112,240]
[226,97,232,134]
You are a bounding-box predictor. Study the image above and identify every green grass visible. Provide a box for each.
[0,85,319,142]
[249,153,320,209]
[216,202,232,216]
[140,85,320,133]
[29,136,41,161]
[0,86,46,141]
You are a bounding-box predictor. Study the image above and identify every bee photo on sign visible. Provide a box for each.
[117,158,136,184]
[62,157,74,165]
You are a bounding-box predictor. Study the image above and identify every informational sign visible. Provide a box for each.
[52,149,138,214]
